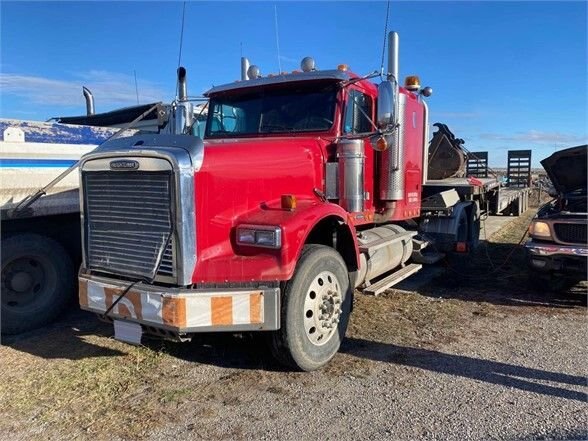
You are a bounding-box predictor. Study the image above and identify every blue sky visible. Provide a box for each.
[1,1,586,166]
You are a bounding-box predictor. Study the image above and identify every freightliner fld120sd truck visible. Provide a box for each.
[77,32,530,371]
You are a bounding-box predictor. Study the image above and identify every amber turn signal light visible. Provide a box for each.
[404,75,421,92]
[281,194,297,210]
[374,136,389,152]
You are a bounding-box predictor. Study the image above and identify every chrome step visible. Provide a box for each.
[358,231,417,253]
[363,263,423,296]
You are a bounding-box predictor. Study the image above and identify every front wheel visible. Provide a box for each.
[270,245,352,371]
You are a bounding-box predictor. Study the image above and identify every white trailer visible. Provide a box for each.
[1,119,119,334]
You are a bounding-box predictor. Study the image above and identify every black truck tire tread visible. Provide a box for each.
[1,233,75,335]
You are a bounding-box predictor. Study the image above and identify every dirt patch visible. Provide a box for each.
[421,209,586,312]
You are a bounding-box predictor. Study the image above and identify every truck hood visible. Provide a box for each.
[540,144,587,194]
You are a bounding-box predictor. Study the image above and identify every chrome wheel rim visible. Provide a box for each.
[303,270,342,346]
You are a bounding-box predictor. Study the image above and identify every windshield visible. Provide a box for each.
[205,81,337,138]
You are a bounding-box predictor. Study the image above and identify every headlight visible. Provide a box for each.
[236,225,282,249]
[529,221,552,239]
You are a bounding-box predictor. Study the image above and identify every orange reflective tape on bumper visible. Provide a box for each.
[104,288,143,320]
[162,296,187,328]
[211,296,233,326]
[79,280,89,308]
[250,293,262,324]
[79,276,273,330]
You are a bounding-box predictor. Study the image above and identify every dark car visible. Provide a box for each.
[526,145,587,284]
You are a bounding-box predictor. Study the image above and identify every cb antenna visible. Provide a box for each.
[274,4,282,72]
[133,69,139,104]
[176,1,187,97]
[379,0,391,77]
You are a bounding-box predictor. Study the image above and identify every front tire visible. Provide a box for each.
[1,234,75,334]
[270,245,352,371]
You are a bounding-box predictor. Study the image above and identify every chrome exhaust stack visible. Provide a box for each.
[379,31,405,203]
[177,67,188,102]
[174,66,193,134]
[387,31,399,83]
[82,86,95,115]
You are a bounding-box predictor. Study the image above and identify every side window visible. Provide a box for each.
[343,90,373,134]
[210,104,238,133]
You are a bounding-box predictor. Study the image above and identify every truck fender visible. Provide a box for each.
[236,200,360,280]
[277,202,360,280]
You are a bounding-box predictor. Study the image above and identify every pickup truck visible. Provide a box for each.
[526,145,588,288]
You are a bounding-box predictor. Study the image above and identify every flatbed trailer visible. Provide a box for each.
[417,147,531,257]
[423,176,530,216]
[423,148,532,217]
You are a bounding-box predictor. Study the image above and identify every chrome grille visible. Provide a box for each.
[554,223,587,244]
[83,171,176,280]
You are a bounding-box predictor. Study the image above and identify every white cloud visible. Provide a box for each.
[278,55,300,64]
[0,71,168,108]
[435,111,481,119]
[479,130,587,145]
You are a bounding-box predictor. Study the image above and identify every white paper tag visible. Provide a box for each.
[113,320,142,345]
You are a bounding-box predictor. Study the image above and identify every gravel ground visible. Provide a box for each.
[1,210,586,441]
[140,298,587,441]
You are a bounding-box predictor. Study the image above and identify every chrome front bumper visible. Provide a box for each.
[525,240,588,273]
[525,240,588,258]
[79,273,280,333]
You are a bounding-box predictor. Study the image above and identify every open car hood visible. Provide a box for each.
[540,144,587,194]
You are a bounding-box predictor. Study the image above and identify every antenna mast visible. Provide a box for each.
[379,0,391,77]
[176,1,187,98]
[177,1,187,68]
[274,5,282,72]
[133,70,139,104]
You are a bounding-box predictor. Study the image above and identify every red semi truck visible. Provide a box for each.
[77,32,529,371]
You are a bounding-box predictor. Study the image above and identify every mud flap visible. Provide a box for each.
[419,201,476,253]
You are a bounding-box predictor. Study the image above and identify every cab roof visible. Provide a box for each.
[204,69,356,96]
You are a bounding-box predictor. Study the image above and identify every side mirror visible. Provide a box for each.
[376,80,396,130]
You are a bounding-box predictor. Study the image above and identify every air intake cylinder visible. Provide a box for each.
[337,139,365,212]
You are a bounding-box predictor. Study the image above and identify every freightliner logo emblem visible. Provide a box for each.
[110,160,139,170]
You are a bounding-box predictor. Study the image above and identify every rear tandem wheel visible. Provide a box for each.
[1,234,74,334]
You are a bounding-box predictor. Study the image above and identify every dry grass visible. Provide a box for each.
[0,336,184,439]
